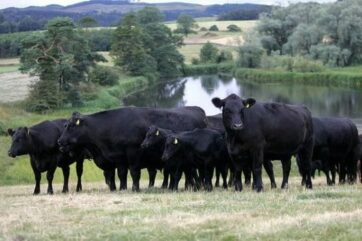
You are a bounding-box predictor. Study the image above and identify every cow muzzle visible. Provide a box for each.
[8,151,16,158]
[232,123,244,130]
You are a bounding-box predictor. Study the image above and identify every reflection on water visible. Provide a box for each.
[123,75,362,125]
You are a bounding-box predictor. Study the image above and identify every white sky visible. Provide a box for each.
[0,0,336,10]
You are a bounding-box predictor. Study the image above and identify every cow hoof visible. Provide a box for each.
[235,183,243,192]
[281,183,288,189]
[255,187,263,193]
[33,191,40,195]
[47,191,54,195]
[223,184,228,189]
[271,183,277,189]
[62,189,69,194]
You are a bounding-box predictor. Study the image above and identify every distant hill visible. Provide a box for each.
[0,1,271,33]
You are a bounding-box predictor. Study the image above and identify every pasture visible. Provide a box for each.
[0,178,361,241]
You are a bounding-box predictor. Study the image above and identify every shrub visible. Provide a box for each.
[191,58,200,65]
[89,66,119,86]
[217,50,233,63]
[237,44,263,68]
[209,25,219,31]
[227,24,241,32]
[200,42,219,63]
[199,27,208,31]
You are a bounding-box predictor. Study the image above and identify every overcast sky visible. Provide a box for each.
[0,0,336,10]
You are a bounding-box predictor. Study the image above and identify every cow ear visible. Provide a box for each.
[212,97,225,109]
[7,128,15,136]
[243,98,256,108]
[23,127,30,136]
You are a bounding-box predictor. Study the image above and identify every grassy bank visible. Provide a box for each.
[235,67,362,88]
[0,178,361,241]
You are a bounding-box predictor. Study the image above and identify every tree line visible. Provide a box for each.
[19,8,186,112]
[257,0,362,67]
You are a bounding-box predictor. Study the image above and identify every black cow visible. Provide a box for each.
[161,128,229,191]
[310,117,359,185]
[141,125,201,191]
[359,135,362,183]
[208,114,291,189]
[58,107,207,192]
[212,94,314,192]
[7,120,87,194]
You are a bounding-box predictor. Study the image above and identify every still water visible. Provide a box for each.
[123,75,362,126]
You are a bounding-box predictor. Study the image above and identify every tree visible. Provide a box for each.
[112,8,184,78]
[209,25,219,31]
[200,42,219,63]
[20,17,105,111]
[175,14,198,36]
[237,44,263,68]
[227,24,241,32]
[111,13,156,76]
[78,16,98,28]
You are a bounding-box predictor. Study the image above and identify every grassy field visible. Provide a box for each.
[0,178,361,241]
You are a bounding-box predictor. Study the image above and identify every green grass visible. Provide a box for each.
[0,178,361,240]
[235,67,362,88]
[0,65,19,73]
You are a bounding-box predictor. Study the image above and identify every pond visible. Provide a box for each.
[123,75,362,128]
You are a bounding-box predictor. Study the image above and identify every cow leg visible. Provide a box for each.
[252,150,264,192]
[172,168,183,191]
[104,169,116,191]
[297,138,313,189]
[30,159,41,195]
[161,169,169,189]
[76,160,83,192]
[192,168,202,190]
[215,166,220,188]
[184,169,195,191]
[129,166,141,192]
[234,170,243,192]
[221,164,228,189]
[117,165,128,190]
[147,167,157,188]
[61,166,70,193]
[204,164,214,192]
[263,159,276,189]
[228,168,234,187]
[281,158,291,189]
[243,161,252,186]
[46,166,56,195]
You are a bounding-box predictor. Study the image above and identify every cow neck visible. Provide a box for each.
[28,129,55,155]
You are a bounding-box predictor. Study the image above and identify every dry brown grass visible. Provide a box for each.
[1,177,362,241]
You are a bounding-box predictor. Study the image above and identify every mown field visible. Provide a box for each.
[0,177,361,241]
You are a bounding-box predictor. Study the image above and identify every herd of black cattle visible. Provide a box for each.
[6,94,362,194]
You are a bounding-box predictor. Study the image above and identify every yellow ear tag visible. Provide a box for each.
[174,138,178,145]
[246,104,250,108]
[155,130,159,136]
[76,119,80,126]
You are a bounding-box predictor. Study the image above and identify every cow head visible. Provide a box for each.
[212,94,255,131]
[7,127,32,157]
[58,112,87,152]
[161,135,182,162]
[141,125,164,149]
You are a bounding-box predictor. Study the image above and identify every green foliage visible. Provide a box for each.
[200,42,219,63]
[20,17,105,112]
[89,65,119,86]
[260,55,325,72]
[217,50,233,63]
[237,44,263,68]
[191,57,200,65]
[227,24,242,32]
[200,27,208,31]
[112,8,184,78]
[209,25,219,31]
[183,63,234,76]
[78,16,98,28]
[235,67,362,88]
[175,14,198,36]
[257,0,362,66]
